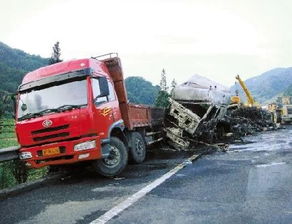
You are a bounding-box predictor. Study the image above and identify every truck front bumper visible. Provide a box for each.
[19,136,102,168]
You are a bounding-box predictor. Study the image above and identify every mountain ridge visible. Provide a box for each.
[0,41,49,93]
[230,67,292,103]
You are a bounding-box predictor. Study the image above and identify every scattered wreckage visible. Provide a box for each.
[164,74,275,150]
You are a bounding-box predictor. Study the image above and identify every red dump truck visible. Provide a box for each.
[15,53,164,177]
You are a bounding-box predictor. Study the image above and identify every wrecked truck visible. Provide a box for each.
[164,74,234,150]
[164,74,275,150]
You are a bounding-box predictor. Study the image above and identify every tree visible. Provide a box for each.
[0,91,11,118]
[170,78,177,95]
[155,91,170,108]
[155,69,170,108]
[171,79,177,88]
[49,41,62,65]
[159,69,168,92]
[171,78,177,89]
[125,77,159,105]
[0,97,4,118]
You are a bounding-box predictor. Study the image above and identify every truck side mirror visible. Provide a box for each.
[98,77,109,97]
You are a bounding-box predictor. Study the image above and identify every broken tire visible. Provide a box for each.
[129,132,146,164]
[92,137,128,177]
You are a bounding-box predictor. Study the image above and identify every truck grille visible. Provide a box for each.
[33,132,69,142]
[31,124,70,142]
[32,125,69,135]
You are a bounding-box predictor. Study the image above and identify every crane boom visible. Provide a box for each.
[235,75,255,106]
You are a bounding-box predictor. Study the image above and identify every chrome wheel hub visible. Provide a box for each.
[103,146,121,168]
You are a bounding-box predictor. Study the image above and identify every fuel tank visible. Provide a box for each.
[172,74,231,105]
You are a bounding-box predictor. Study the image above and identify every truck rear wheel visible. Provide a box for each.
[129,132,146,164]
[93,137,128,177]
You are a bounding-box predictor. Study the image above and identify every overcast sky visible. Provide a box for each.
[1,0,292,87]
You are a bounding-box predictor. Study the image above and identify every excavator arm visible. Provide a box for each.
[235,75,255,106]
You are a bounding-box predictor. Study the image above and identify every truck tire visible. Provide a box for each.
[129,132,146,164]
[93,137,128,177]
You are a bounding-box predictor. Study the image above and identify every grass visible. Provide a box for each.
[0,132,16,138]
[0,139,17,148]
[0,118,48,189]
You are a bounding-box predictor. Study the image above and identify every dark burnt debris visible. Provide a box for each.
[227,106,276,137]
[164,99,276,151]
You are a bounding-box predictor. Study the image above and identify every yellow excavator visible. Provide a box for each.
[232,75,258,107]
[269,96,292,124]
[230,89,240,104]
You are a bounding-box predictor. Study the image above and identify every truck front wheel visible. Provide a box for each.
[93,137,128,177]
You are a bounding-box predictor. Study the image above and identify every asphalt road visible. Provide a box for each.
[1,126,292,224]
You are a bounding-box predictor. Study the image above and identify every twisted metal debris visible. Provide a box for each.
[164,99,276,151]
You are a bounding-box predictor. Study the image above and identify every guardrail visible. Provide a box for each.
[0,119,19,162]
[0,146,20,162]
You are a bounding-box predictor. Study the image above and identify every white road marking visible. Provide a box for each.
[256,162,286,168]
[90,154,200,224]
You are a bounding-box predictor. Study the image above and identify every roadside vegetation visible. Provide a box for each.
[0,42,61,189]
[0,118,48,189]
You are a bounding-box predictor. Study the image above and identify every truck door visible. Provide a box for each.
[91,78,114,140]
[107,80,121,122]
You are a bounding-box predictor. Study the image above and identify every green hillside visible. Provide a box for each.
[125,76,160,105]
[0,42,48,93]
[283,84,292,96]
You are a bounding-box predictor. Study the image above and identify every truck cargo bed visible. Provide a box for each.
[120,103,164,129]
[103,56,164,130]
[128,104,164,129]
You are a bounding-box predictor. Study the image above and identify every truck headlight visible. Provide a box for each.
[19,152,32,160]
[74,140,96,151]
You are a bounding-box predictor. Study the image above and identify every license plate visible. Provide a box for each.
[42,147,60,156]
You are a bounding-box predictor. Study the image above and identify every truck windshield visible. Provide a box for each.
[17,79,87,120]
